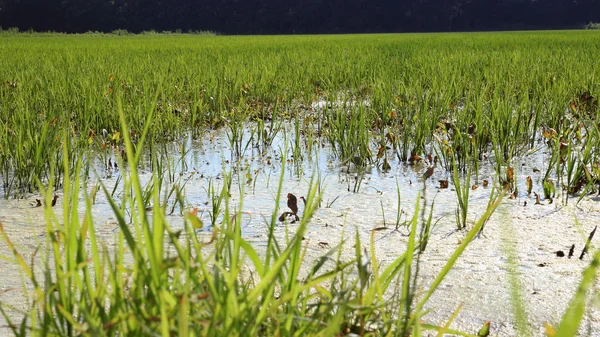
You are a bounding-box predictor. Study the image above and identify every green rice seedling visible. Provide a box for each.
[325,103,372,168]
[394,178,403,229]
[206,176,228,228]
[419,195,437,252]
[479,183,504,236]
[225,105,250,158]
[292,113,302,163]
[452,154,472,230]
[0,92,516,337]
[404,187,505,332]
[543,178,556,201]
[255,102,282,153]
[2,32,600,197]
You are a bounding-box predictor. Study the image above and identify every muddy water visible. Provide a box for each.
[1,124,600,336]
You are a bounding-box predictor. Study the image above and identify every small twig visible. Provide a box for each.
[579,226,597,260]
[568,244,575,259]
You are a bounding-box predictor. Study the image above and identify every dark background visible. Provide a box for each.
[0,0,598,34]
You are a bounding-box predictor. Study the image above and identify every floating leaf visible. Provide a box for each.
[507,167,515,184]
[287,193,298,215]
[423,166,434,180]
[526,176,533,194]
[377,144,385,159]
[278,211,299,223]
[468,124,476,135]
[409,152,422,164]
[439,179,449,189]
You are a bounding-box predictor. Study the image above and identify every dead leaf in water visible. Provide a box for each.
[534,192,541,205]
[287,193,298,215]
[278,211,299,223]
[569,102,578,113]
[385,132,396,144]
[507,167,514,184]
[423,166,434,180]
[526,176,533,194]
[439,179,449,189]
[376,144,385,159]
[468,124,476,135]
[408,152,422,164]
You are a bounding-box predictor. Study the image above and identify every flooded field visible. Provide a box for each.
[2,31,600,336]
[2,121,600,336]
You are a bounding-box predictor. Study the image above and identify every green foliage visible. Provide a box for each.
[0,105,509,336]
[1,31,600,336]
[1,31,600,197]
[584,22,600,30]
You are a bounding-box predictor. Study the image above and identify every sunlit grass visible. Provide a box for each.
[1,31,599,197]
[1,30,600,336]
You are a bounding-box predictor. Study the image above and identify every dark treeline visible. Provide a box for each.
[0,0,598,34]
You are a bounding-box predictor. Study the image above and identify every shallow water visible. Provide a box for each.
[1,123,600,336]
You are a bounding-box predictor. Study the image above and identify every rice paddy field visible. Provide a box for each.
[1,30,600,336]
